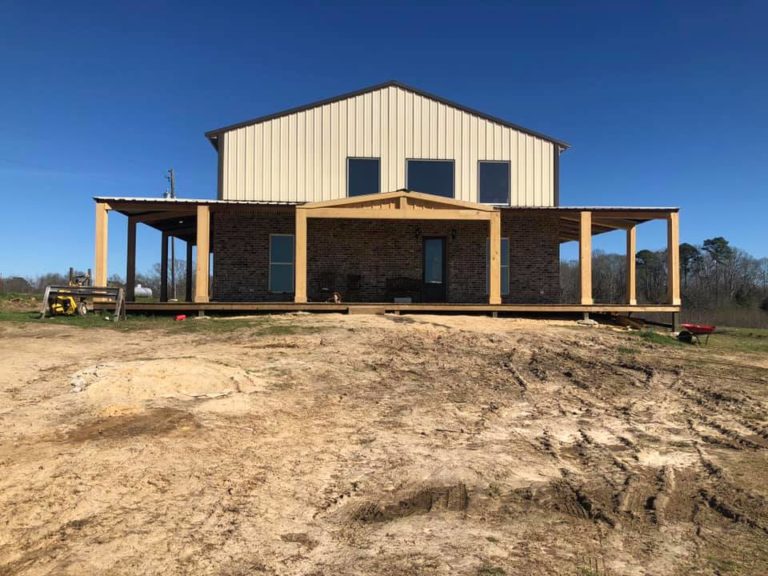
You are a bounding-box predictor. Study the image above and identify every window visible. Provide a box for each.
[347,158,380,197]
[479,161,510,204]
[406,160,454,198]
[269,234,294,293]
[486,238,510,296]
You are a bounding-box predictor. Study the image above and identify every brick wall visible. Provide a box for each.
[212,206,295,301]
[503,211,561,304]
[212,206,560,303]
[307,219,487,303]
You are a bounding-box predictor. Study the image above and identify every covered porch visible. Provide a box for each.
[92,192,680,313]
[293,191,504,305]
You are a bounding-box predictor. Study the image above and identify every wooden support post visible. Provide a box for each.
[579,211,593,305]
[185,241,193,302]
[667,211,681,306]
[126,216,137,301]
[160,231,169,302]
[94,202,109,287]
[195,205,210,303]
[294,208,308,303]
[489,211,502,305]
[626,225,637,305]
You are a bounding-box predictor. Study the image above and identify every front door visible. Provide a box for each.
[422,237,447,302]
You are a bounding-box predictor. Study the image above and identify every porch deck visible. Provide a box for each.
[96,301,680,315]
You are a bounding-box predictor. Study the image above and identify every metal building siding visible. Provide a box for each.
[221,85,556,206]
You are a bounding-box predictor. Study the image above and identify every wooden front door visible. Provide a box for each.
[422,237,447,302]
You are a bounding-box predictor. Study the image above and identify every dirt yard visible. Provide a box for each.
[1,313,767,575]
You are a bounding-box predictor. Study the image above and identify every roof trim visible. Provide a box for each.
[204,80,570,150]
[94,196,299,206]
[94,196,677,213]
[300,189,497,212]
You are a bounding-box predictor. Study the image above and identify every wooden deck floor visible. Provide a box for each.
[97,301,680,315]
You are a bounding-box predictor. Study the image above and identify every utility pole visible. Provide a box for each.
[165,169,177,300]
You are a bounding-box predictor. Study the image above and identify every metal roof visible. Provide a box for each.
[94,196,298,206]
[94,196,676,212]
[204,80,570,151]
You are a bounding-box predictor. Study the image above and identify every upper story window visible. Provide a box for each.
[406,159,454,198]
[479,161,510,204]
[347,158,380,197]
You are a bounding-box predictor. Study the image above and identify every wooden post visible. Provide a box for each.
[667,211,681,306]
[294,208,308,303]
[94,202,109,287]
[488,211,501,305]
[185,241,193,302]
[579,211,593,305]
[160,231,169,302]
[195,205,210,303]
[626,225,637,305]
[126,216,137,301]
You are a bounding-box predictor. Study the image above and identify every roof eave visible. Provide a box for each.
[203,80,571,150]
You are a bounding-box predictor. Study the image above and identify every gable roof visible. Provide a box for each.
[300,189,498,212]
[204,80,570,151]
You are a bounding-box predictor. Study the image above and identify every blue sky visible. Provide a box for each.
[1,0,766,278]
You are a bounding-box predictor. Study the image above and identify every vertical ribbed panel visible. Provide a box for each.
[221,85,556,205]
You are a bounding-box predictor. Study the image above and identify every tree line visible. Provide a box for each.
[0,260,188,301]
[561,237,768,323]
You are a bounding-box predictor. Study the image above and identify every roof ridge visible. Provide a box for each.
[204,80,569,150]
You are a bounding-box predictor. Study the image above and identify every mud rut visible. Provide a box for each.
[0,318,767,575]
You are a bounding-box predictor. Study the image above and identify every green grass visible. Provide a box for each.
[705,327,768,355]
[477,566,506,576]
[617,346,640,355]
[636,329,683,347]
[0,309,327,336]
[576,569,602,576]
[627,325,768,356]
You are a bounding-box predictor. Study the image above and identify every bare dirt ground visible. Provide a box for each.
[1,314,767,575]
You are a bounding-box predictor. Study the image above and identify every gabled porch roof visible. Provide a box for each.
[297,189,497,221]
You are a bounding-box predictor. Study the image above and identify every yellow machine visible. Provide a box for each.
[40,269,125,321]
[45,270,91,317]
[49,294,87,316]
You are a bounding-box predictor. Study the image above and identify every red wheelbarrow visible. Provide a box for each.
[678,323,716,345]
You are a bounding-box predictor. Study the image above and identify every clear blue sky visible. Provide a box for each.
[1,0,766,278]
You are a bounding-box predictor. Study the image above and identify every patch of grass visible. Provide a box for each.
[0,310,327,337]
[636,329,682,347]
[0,311,41,322]
[706,327,768,355]
[477,566,506,576]
[617,346,639,355]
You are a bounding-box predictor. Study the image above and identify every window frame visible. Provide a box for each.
[478,160,511,205]
[269,233,295,294]
[405,158,456,198]
[486,237,510,296]
[346,157,381,197]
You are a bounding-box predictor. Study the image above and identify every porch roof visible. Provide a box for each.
[94,193,677,243]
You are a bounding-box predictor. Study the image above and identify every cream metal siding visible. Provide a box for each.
[220,86,557,206]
